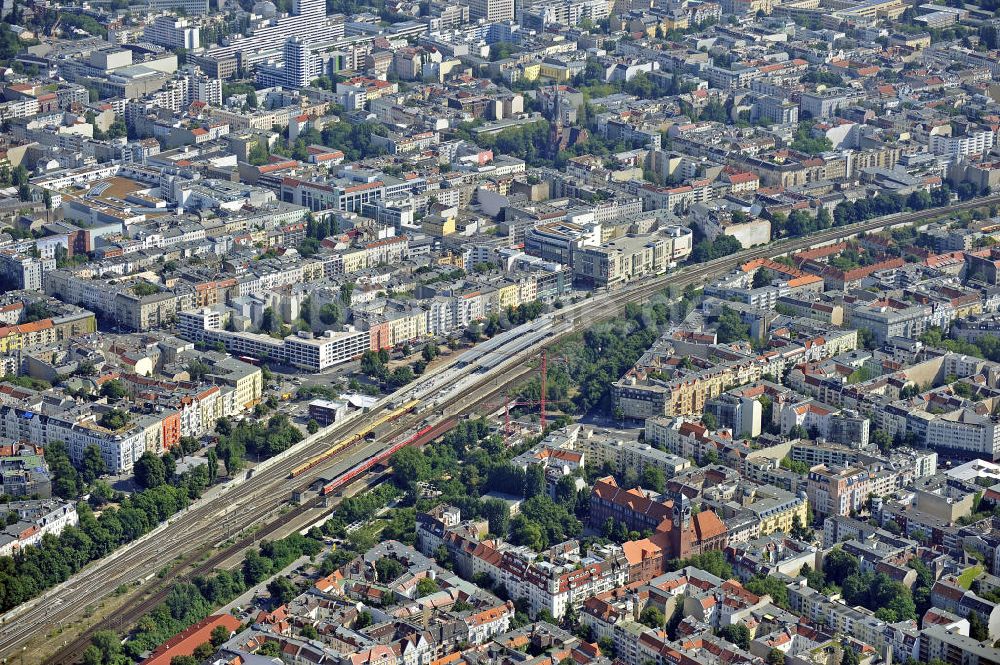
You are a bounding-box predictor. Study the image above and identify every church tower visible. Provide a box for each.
[671,493,692,560]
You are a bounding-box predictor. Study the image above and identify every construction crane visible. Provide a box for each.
[540,349,574,430]
[483,350,573,438]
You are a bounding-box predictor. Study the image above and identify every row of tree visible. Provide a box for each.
[809,548,918,622]
[0,461,212,613]
[97,532,322,662]
[214,414,304,476]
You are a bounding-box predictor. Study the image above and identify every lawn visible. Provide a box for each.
[957,565,983,590]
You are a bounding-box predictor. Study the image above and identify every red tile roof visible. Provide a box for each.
[141,614,242,665]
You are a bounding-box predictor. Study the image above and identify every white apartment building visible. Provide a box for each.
[0,500,79,557]
[470,0,514,21]
[143,15,201,50]
[925,409,1000,459]
[929,129,995,158]
[178,307,370,371]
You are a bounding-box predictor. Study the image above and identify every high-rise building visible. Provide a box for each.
[283,37,311,88]
[185,69,223,106]
[293,0,325,16]
[199,12,345,74]
[143,15,200,50]
[147,0,209,14]
[468,0,514,22]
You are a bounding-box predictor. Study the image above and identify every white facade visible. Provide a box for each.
[929,130,995,158]
[144,15,201,50]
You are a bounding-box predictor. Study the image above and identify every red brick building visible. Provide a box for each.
[141,614,241,665]
[589,476,728,567]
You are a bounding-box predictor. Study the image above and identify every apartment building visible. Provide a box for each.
[0,499,78,558]
[576,432,691,480]
[143,15,200,50]
[789,585,890,653]
[178,307,370,371]
[0,251,56,291]
[919,623,1000,665]
[806,465,878,518]
[930,129,995,158]
[571,227,693,288]
[845,298,931,346]
[0,445,52,498]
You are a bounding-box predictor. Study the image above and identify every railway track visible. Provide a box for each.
[42,352,546,665]
[11,193,1000,663]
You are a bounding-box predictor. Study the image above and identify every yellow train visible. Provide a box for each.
[289,399,420,478]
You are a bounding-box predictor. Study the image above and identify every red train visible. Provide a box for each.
[318,418,456,496]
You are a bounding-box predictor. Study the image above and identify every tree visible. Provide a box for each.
[187,359,211,381]
[267,577,297,604]
[554,475,578,507]
[482,312,502,338]
[361,350,388,379]
[907,189,932,211]
[640,606,665,628]
[194,642,215,661]
[375,557,405,582]
[481,498,511,535]
[716,306,750,343]
[243,550,273,585]
[642,466,666,493]
[816,207,832,229]
[340,282,355,305]
[215,417,233,436]
[260,307,281,336]
[99,409,131,430]
[510,517,545,550]
[307,419,320,434]
[824,548,859,586]
[82,646,103,665]
[210,624,231,646]
[134,451,167,489]
[781,456,810,475]
[791,120,833,155]
[46,441,81,499]
[701,412,719,431]
[390,446,428,488]
[416,576,438,596]
[298,237,320,257]
[170,657,198,665]
[207,448,219,484]
[871,429,893,452]
[387,366,414,389]
[718,623,750,650]
[745,575,789,608]
[248,141,269,165]
[217,437,245,476]
[465,321,483,343]
[672,550,732,580]
[319,302,341,325]
[81,444,107,484]
[258,642,280,657]
[969,611,989,641]
[422,342,439,362]
[767,649,785,665]
[101,379,127,400]
[91,630,123,665]
[524,464,546,498]
[752,268,773,288]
